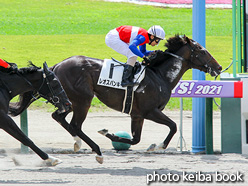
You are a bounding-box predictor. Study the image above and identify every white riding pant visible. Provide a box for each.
[105,29,137,66]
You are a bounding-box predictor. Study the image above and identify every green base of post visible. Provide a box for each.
[205,98,213,154]
[21,109,29,153]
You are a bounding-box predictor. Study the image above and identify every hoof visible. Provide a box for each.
[98,129,108,136]
[46,156,62,166]
[95,155,103,164]
[147,143,157,151]
[74,143,81,152]
[73,136,82,152]
[156,143,165,150]
[147,143,165,152]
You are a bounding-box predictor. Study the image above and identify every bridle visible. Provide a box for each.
[164,42,213,74]
[189,42,213,74]
[17,70,63,105]
[39,72,63,104]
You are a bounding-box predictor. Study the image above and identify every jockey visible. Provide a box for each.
[0,58,18,73]
[0,58,11,68]
[105,25,165,87]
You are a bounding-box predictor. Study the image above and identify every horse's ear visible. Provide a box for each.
[185,36,195,47]
[185,36,191,43]
[43,62,49,73]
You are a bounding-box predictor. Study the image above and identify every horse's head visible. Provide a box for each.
[183,35,222,76]
[163,35,222,77]
[39,62,72,114]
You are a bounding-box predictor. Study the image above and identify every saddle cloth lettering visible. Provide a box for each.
[97,59,145,91]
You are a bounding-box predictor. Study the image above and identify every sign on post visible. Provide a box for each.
[171,80,243,154]
[172,80,243,98]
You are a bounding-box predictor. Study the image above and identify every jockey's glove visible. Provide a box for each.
[142,56,151,66]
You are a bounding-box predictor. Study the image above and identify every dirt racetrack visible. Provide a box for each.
[0,109,248,185]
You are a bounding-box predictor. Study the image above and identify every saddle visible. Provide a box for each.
[97,58,146,114]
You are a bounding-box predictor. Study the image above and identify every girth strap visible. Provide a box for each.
[122,86,134,114]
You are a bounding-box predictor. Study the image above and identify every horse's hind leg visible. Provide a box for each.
[145,109,177,151]
[0,112,60,166]
[99,115,144,145]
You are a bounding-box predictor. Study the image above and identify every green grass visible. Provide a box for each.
[0,0,234,110]
[0,1,232,36]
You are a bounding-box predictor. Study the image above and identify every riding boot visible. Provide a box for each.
[121,65,139,87]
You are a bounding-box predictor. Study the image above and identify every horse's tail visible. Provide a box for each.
[8,91,39,116]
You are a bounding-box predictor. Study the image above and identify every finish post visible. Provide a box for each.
[192,0,206,153]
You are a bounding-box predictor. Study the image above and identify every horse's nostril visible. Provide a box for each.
[218,66,222,71]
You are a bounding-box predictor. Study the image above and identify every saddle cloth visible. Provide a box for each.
[97,59,146,91]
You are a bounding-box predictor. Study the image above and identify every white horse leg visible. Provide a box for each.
[45,155,62,166]
[73,136,82,152]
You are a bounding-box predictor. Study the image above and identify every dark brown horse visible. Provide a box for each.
[2,62,71,166]
[9,35,222,164]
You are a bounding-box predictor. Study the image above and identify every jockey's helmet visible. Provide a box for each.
[148,25,165,40]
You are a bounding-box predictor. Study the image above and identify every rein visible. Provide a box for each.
[16,71,34,88]
[164,51,185,61]
[16,71,61,104]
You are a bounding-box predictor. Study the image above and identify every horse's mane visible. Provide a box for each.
[165,34,186,52]
[146,34,187,68]
[18,61,41,74]
[7,61,41,116]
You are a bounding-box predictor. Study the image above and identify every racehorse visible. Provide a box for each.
[9,35,222,164]
[1,62,71,166]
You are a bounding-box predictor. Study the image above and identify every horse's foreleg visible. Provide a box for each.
[52,111,82,150]
[52,110,103,164]
[1,113,61,166]
[74,130,103,164]
[99,116,144,145]
[52,110,74,132]
[145,109,177,151]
